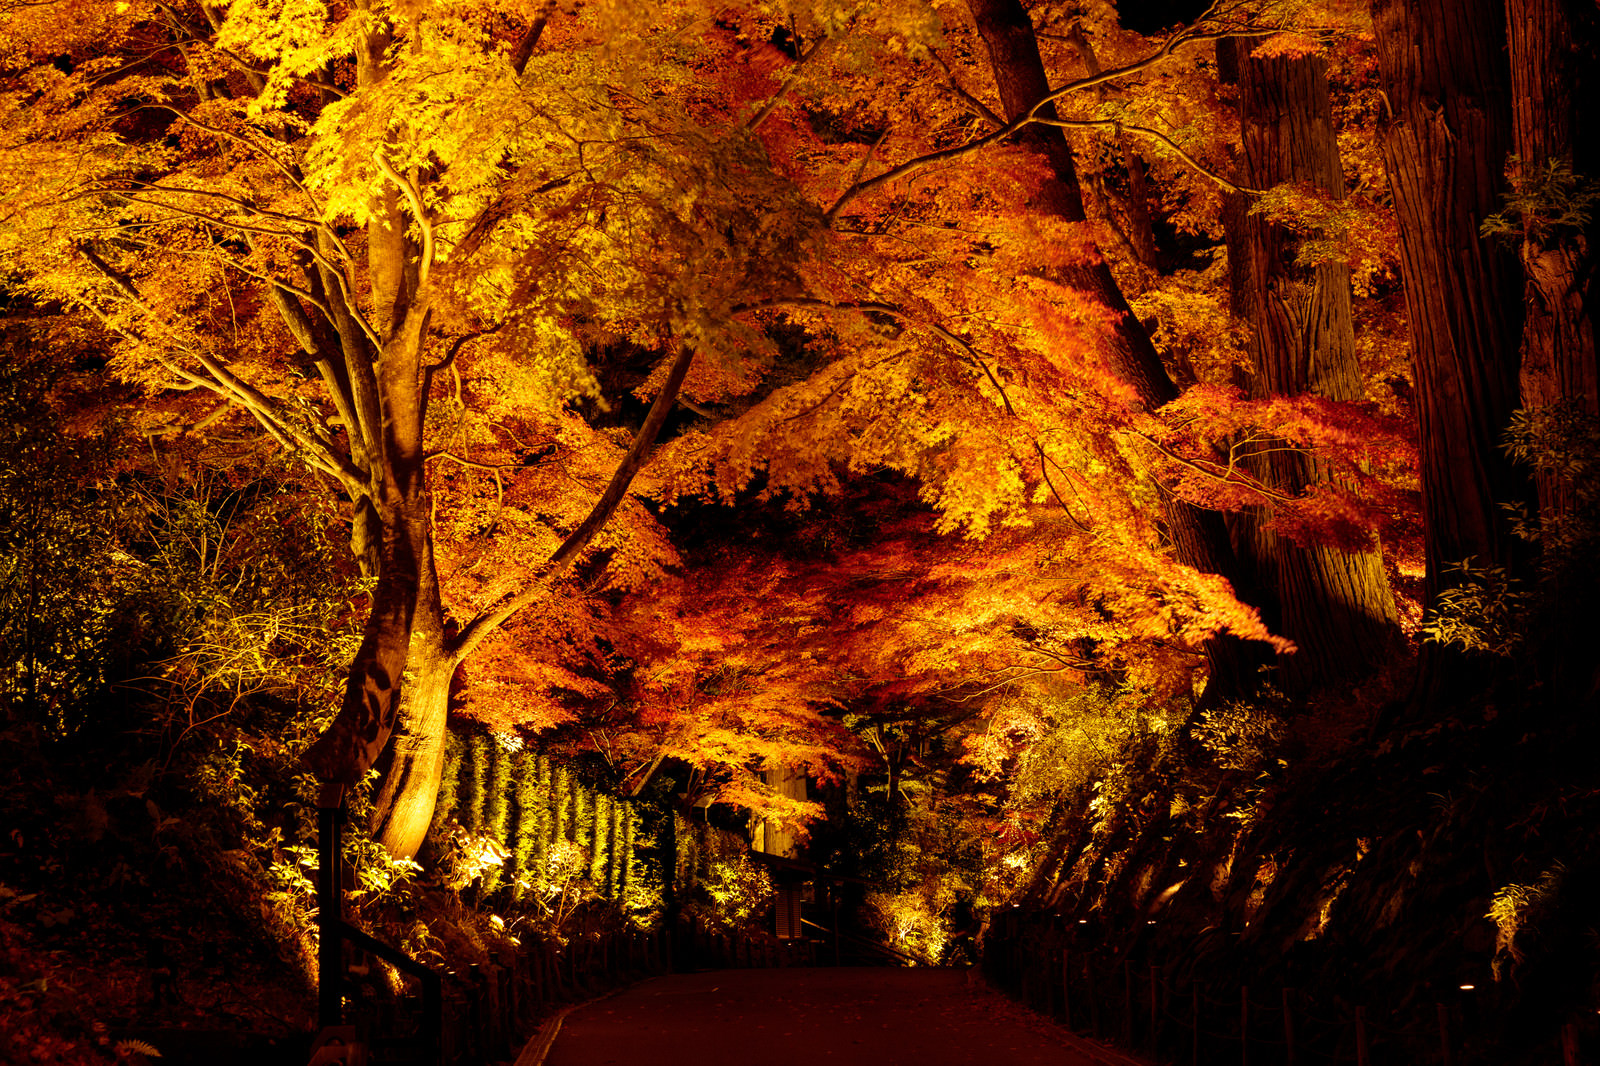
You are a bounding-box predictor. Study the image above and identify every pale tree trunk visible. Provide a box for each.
[361,343,701,861]
[1226,39,1401,694]
[292,12,434,793]
[965,0,1266,703]
[368,638,455,859]
[300,310,433,788]
[1371,0,1530,703]
[367,546,453,860]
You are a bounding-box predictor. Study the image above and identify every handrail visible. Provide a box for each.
[798,917,925,967]
[333,918,443,1057]
[317,800,442,1066]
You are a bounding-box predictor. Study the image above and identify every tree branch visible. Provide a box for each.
[1129,429,1296,503]
[1033,117,1264,195]
[77,243,363,485]
[372,150,435,291]
[745,35,834,132]
[449,343,699,663]
[825,5,1279,220]
[510,0,557,76]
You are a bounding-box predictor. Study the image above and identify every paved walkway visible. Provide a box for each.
[542,967,1135,1066]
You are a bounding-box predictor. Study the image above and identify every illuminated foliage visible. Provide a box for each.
[424,734,659,924]
[674,814,774,932]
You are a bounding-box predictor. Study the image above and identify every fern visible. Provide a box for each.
[115,1038,162,1058]
[1481,156,1600,244]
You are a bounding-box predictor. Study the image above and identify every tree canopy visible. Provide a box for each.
[1,0,1592,876]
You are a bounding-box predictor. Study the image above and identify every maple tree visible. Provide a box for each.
[0,0,1270,865]
[9,0,1576,870]
[0,0,827,858]
[641,0,1418,720]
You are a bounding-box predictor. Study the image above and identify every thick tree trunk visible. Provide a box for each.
[363,343,701,860]
[368,635,455,860]
[1506,0,1599,521]
[1226,40,1401,694]
[1505,0,1600,704]
[1371,0,1530,696]
[300,490,431,786]
[301,305,434,787]
[367,547,454,860]
[965,0,1264,702]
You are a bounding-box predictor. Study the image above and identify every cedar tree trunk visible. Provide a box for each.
[1228,39,1401,693]
[1371,0,1530,694]
[1506,0,1599,520]
[1505,0,1600,703]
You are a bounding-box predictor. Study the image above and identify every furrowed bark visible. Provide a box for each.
[1371,0,1531,707]
[1506,0,1599,521]
[1226,39,1401,694]
[1504,0,1600,704]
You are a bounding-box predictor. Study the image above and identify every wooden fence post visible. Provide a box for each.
[1087,954,1101,1038]
[1192,983,1201,1066]
[1061,948,1072,1029]
[1124,960,1135,1048]
[1438,1003,1453,1066]
[1355,1006,1370,1066]
[1562,1022,1580,1066]
[1241,985,1251,1066]
[1149,964,1160,1052]
[1283,987,1296,1066]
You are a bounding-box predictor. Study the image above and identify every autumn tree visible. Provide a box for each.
[637,2,1347,734]
[0,0,1434,868]
[0,0,822,858]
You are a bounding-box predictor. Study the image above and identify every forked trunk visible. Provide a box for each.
[369,633,455,860]
[364,343,702,860]
[301,488,430,786]
[369,526,454,861]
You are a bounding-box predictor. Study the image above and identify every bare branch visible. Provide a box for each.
[825,6,1280,220]
[76,244,363,485]
[1033,117,1264,195]
[1128,430,1297,503]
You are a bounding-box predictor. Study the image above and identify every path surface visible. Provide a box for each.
[542,967,1130,1066]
